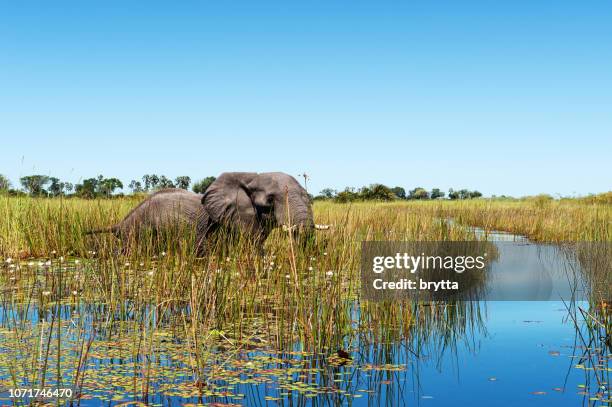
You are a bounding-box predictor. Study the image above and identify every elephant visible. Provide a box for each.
[87,188,210,252]
[203,171,315,245]
[88,172,317,253]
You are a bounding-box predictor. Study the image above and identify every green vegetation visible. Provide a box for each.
[192,176,216,194]
[1,173,202,198]
[0,195,609,258]
[0,174,11,192]
[0,186,609,404]
[75,176,122,198]
[313,184,483,202]
[0,196,486,403]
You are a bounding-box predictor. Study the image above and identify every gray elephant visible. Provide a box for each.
[88,172,317,252]
[203,172,314,243]
[87,188,209,251]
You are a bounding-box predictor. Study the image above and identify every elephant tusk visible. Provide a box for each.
[314,224,331,230]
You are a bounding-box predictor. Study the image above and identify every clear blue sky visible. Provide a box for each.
[1,1,610,197]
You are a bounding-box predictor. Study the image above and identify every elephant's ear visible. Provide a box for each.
[202,172,258,232]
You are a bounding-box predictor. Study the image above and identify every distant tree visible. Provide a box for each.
[141,174,162,191]
[20,175,50,196]
[360,184,396,201]
[128,180,144,193]
[75,178,99,198]
[99,177,123,197]
[318,188,337,199]
[49,177,64,196]
[457,189,470,199]
[149,174,160,190]
[391,186,406,199]
[335,187,359,203]
[175,176,191,190]
[192,176,216,194]
[142,174,152,191]
[408,187,429,200]
[430,188,445,199]
[0,174,10,192]
[448,188,481,200]
[48,177,70,197]
[158,175,175,189]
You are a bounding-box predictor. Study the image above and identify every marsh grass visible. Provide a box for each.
[435,199,611,242]
[0,195,609,403]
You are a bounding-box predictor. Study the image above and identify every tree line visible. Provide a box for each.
[314,185,482,202]
[1,173,481,201]
[0,174,217,198]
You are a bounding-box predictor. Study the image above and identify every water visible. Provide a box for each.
[381,301,590,405]
[0,231,609,406]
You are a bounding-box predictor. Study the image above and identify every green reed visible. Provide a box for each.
[0,195,609,402]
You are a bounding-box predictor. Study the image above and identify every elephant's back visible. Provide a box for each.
[121,189,207,232]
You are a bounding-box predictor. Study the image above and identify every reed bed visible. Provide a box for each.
[1,196,609,257]
[0,195,609,403]
[435,199,611,242]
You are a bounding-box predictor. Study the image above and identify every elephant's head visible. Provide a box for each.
[202,172,314,240]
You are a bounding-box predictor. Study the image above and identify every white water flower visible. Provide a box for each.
[5,258,12,264]
[42,290,51,296]
[60,256,64,262]
[139,262,144,267]
[285,274,291,279]
[44,260,52,266]
[323,252,328,256]
[326,271,333,277]
[124,262,130,267]
[51,250,56,255]
[308,266,313,271]
[161,251,166,257]
[72,290,78,296]
[270,261,275,266]
[147,270,154,276]
[28,262,35,267]
[74,260,80,265]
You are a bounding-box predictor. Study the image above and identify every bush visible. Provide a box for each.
[359,184,397,201]
[193,177,216,194]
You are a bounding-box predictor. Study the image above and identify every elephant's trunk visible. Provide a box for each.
[277,189,314,232]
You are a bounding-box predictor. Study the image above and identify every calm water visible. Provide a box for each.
[0,231,609,406]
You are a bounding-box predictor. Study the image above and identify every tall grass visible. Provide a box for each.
[1,196,608,257]
[435,199,611,241]
[0,195,609,403]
